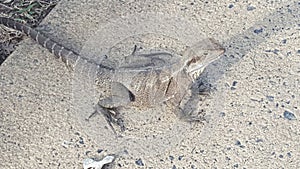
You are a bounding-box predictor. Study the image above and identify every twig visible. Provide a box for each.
[0,3,14,12]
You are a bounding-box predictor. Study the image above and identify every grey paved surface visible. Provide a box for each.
[1,0,299,168]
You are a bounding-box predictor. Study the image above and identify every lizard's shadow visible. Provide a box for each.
[185,1,299,119]
[204,2,298,82]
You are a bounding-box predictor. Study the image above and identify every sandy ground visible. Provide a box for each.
[1,0,299,168]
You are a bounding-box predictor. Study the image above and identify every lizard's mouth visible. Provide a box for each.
[184,55,207,80]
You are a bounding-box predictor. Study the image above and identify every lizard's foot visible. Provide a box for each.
[88,104,126,135]
[106,107,126,133]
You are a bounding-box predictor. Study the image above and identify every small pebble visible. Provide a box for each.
[169,155,174,161]
[135,158,144,166]
[274,49,280,54]
[235,140,241,146]
[231,81,238,90]
[220,112,226,117]
[254,28,263,34]
[282,39,287,44]
[235,140,245,148]
[265,49,280,55]
[85,151,91,156]
[247,5,256,11]
[33,59,39,63]
[283,110,296,120]
[79,137,84,144]
[228,4,234,8]
[232,81,238,86]
[256,139,263,143]
[266,95,274,102]
[61,140,72,148]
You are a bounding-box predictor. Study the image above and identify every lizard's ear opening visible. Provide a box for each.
[183,38,225,80]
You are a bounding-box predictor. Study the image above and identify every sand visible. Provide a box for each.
[1,0,299,168]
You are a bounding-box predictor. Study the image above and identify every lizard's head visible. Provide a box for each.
[183,38,225,80]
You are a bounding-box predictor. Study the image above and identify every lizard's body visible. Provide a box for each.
[0,17,225,131]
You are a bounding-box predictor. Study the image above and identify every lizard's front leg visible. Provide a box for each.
[91,82,134,134]
[90,104,125,135]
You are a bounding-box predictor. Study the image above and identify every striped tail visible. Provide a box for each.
[0,17,80,70]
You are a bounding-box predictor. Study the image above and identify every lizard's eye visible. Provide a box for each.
[186,56,202,67]
[185,55,205,73]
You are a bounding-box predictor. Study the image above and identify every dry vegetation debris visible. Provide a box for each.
[0,0,59,64]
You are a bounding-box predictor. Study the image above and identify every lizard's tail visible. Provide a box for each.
[0,17,80,70]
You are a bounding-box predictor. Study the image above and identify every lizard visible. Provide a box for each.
[0,17,225,133]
